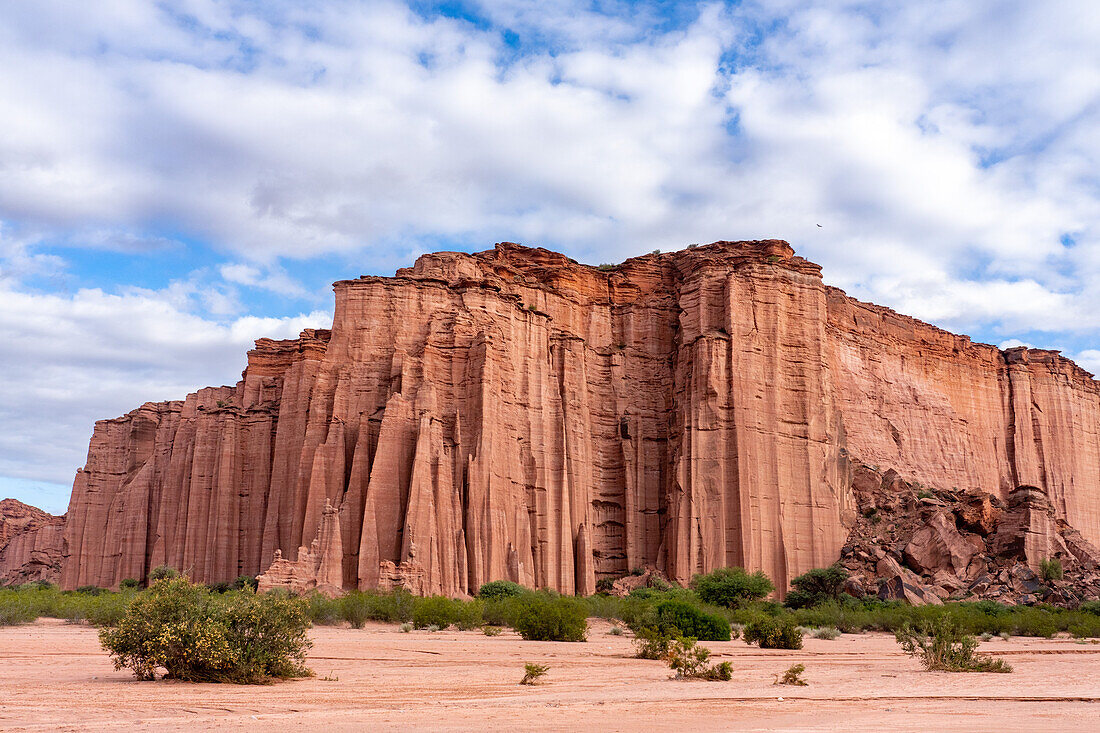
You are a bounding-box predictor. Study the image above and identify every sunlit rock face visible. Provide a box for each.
[18,240,1100,596]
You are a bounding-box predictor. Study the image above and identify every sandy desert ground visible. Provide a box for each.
[1,617,1098,731]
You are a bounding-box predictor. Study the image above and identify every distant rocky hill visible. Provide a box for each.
[4,240,1100,605]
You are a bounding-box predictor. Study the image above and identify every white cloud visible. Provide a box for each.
[0,0,1099,499]
[0,281,330,486]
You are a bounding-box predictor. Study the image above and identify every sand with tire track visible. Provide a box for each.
[1,617,1098,731]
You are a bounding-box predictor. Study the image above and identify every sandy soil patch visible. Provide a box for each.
[1,617,1098,731]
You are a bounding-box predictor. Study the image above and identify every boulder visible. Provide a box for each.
[903,511,982,577]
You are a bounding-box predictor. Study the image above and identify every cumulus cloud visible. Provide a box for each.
[0,280,330,486]
[0,0,1099,501]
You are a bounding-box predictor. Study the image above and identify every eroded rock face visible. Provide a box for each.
[0,499,65,585]
[7,239,1100,598]
[841,469,1100,606]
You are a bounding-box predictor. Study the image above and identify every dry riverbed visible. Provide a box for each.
[2,617,1098,731]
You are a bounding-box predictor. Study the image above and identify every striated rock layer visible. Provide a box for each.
[0,499,65,585]
[11,240,1100,597]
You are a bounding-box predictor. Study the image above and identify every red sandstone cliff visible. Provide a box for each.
[6,240,1100,598]
[0,499,65,585]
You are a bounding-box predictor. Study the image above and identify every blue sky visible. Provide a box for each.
[1,0,1098,513]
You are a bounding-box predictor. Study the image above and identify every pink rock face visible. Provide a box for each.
[0,499,65,585]
[9,240,1100,597]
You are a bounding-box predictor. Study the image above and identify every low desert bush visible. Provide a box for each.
[412,595,460,629]
[665,638,732,681]
[1040,558,1064,582]
[691,567,774,609]
[148,565,178,582]
[743,616,803,649]
[119,578,141,591]
[894,618,1012,673]
[233,575,259,592]
[306,593,340,625]
[399,622,413,633]
[633,626,674,659]
[483,625,503,636]
[0,588,40,625]
[811,626,840,640]
[453,599,485,630]
[774,663,808,686]
[654,600,731,641]
[520,662,549,685]
[477,580,527,601]
[99,577,313,683]
[337,589,414,628]
[513,594,588,642]
[784,565,849,609]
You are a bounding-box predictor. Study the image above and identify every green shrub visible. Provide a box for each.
[895,618,1011,673]
[775,663,808,685]
[1040,559,1064,582]
[1080,601,1100,616]
[691,567,773,608]
[743,616,803,649]
[811,626,840,640]
[665,638,732,681]
[233,575,259,592]
[454,599,485,630]
[306,593,340,625]
[0,589,40,625]
[633,626,674,659]
[513,595,588,642]
[75,585,107,596]
[655,600,731,641]
[478,580,527,601]
[785,565,848,609]
[521,662,549,685]
[337,589,414,627]
[99,577,313,683]
[483,625,503,636]
[119,578,141,591]
[148,565,178,582]
[413,596,460,629]
[338,591,373,629]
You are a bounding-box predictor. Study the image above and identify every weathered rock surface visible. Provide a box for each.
[256,500,344,597]
[5,239,1100,601]
[0,499,65,585]
[841,467,1100,605]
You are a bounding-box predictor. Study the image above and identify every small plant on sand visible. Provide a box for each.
[520,662,549,685]
[665,638,732,681]
[426,624,441,632]
[774,663,808,686]
[483,625,503,636]
[633,626,674,659]
[399,622,413,633]
[744,616,803,649]
[895,618,1012,673]
[999,631,1011,641]
[979,632,993,641]
[1040,558,1064,582]
[811,627,840,640]
[608,625,624,636]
